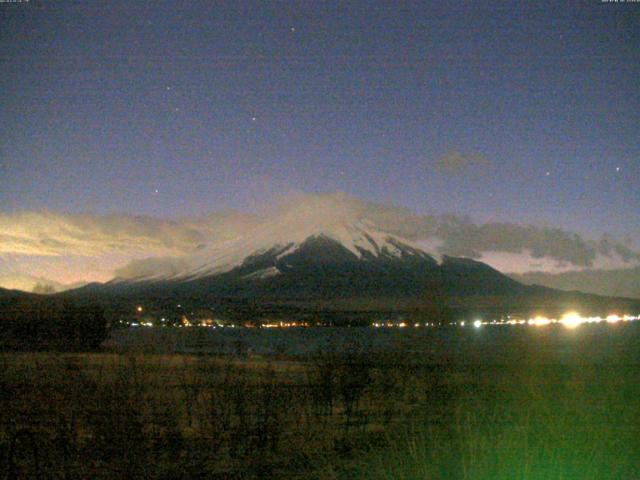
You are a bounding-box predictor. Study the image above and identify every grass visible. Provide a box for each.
[356,365,640,479]
[1,326,639,479]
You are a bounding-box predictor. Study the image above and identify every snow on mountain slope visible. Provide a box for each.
[242,266,281,280]
[115,193,437,282]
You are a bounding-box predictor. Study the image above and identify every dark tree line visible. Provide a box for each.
[0,295,108,351]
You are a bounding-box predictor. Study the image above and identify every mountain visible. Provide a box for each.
[0,287,13,298]
[62,194,640,320]
[102,192,525,300]
[0,287,31,299]
[0,274,87,294]
[113,193,438,282]
[511,266,640,300]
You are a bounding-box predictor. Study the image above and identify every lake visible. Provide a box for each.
[105,322,640,365]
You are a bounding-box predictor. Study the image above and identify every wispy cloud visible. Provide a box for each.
[0,211,259,258]
[434,150,492,175]
[431,218,618,267]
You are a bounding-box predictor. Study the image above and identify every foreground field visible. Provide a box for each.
[2,324,640,479]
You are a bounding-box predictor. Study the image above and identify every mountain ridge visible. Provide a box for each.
[53,193,640,319]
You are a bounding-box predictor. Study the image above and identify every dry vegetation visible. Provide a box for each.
[1,327,639,479]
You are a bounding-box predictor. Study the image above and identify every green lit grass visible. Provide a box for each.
[348,364,640,480]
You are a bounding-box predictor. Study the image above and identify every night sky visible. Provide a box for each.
[1,0,639,290]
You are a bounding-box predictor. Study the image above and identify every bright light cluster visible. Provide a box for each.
[460,312,640,329]
[371,321,438,328]
[369,313,640,329]
[263,321,310,328]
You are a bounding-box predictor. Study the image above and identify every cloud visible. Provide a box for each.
[597,235,639,263]
[431,219,609,267]
[0,212,204,257]
[0,211,257,258]
[0,210,259,287]
[434,150,492,175]
[113,257,190,280]
[1,192,638,290]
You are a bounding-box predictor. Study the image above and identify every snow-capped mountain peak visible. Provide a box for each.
[115,193,436,282]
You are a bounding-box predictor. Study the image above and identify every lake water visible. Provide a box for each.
[105,322,640,365]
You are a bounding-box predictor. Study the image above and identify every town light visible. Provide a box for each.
[560,312,582,329]
[606,314,621,324]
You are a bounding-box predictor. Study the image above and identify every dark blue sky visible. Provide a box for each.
[2,0,639,237]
